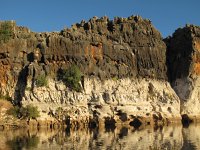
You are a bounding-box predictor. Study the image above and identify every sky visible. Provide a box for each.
[0,0,199,37]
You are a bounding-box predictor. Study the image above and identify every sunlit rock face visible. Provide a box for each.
[22,77,181,126]
[166,25,200,122]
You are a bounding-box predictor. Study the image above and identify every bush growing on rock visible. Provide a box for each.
[6,106,20,118]
[7,105,40,119]
[0,93,12,102]
[20,105,40,119]
[62,65,82,92]
[112,76,118,81]
[0,21,13,43]
[35,74,48,87]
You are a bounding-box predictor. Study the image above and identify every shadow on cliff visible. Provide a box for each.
[164,28,193,84]
[14,65,29,106]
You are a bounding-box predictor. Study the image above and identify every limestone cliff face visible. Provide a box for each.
[23,78,180,126]
[0,16,197,126]
[166,25,200,121]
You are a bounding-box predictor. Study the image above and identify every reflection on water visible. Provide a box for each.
[6,135,39,150]
[1,124,200,150]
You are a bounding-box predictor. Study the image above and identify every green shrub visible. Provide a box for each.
[7,105,40,119]
[25,87,32,91]
[6,106,20,118]
[112,76,118,81]
[62,65,82,92]
[21,105,40,119]
[0,93,12,101]
[0,21,13,43]
[35,74,48,87]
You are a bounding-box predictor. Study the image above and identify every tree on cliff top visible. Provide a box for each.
[0,21,13,43]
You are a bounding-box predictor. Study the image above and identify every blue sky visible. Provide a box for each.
[0,0,199,37]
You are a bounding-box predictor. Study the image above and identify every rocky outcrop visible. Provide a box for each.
[166,25,200,122]
[0,16,200,127]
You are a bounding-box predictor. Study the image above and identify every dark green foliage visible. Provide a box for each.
[0,21,13,43]
[7,105,40,119]
[35,74,48,87]
[20,105,40,119]
[6,106,20,118]
[112,76,118,81]
[62,65,82,92]
[0,93,12,101]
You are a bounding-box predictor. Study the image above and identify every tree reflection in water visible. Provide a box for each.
[6,135,39,150]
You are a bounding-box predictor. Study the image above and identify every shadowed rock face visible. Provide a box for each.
[166,26,194,82]
[165,25,200,121]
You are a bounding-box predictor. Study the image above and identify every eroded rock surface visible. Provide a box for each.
[166,25,200,122]
[22,78,181,127]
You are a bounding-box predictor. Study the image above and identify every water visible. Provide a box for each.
[0,124,199,150]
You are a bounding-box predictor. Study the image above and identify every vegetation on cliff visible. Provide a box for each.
[61,65,82,92]
[35,74,48,87]
[0,21,13,43]
[0,93,12,102]
[7,105,40,120]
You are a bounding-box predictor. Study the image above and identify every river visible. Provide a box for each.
[0,124,199,150]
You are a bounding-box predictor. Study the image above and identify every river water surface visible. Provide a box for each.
[0,124,200,150]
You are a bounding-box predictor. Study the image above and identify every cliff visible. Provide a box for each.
[0,16,199,128]
[166,24,200,122]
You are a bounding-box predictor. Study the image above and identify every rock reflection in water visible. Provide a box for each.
[1,125,200,150]
[181,124,200,150]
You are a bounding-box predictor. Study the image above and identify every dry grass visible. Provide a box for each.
[0,99,13,111]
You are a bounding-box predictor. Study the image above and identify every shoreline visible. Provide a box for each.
[0,116,183,131]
